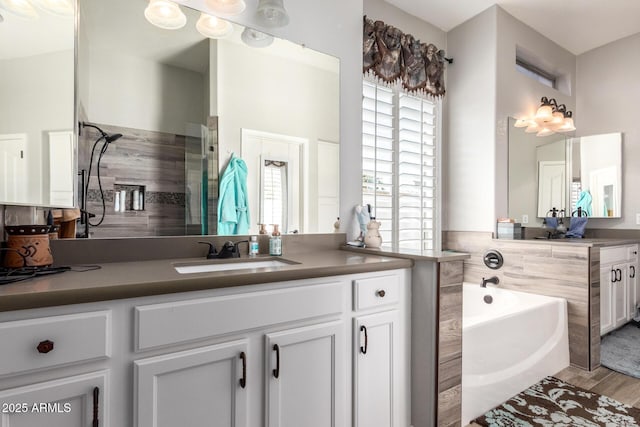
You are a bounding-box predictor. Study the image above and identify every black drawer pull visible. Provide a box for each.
[377,289,386,298]
[631,265,636,279]
[272,344,280,378]
[37,340,54,354]
[360,325,368,354]
[239,352,247,388]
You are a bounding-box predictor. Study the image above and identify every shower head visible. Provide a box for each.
[106,133,123,143]
[81,122,123,143]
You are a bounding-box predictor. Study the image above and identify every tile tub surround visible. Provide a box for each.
[444,231,604,370]
[437,260,464,427]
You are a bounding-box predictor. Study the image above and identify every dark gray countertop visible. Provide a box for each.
[0,250,413,312]
[342,246,470,262]
[493,238,640,247]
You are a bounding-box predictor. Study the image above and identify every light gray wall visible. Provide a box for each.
[444,7,498,232]
[445,6,576,232]
[576,32,640,229]
[87,51,205,136]
[495,7,575,225]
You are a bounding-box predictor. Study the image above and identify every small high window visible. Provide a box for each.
[516,58,556,89]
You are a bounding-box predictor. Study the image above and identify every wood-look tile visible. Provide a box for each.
[439,356,462,392]
[438,384,462,427]
[591,371,640,407]
[440,261,464,287]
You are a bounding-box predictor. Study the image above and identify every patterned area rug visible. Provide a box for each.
[473,376,640,426]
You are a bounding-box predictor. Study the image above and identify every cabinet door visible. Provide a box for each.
[0,370,107,427]
[600,268,613,335]
[135,340,248,427]
[353,310,399,427]
[265,321,345,427]
[613,264,628,328]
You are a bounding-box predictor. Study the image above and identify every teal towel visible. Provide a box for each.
[575,191,592,217]
[218,154,250,235]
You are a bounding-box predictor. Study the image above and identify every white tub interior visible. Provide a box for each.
[461,283,570,424]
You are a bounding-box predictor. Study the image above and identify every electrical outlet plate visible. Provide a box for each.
[522,214,529,224]
[636,213,640,225]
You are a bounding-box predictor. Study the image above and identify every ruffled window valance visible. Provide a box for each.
[363,15,448,98]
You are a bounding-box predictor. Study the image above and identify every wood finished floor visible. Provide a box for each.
[465,366,640,426]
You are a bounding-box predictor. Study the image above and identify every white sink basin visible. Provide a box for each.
[174,259,294,274]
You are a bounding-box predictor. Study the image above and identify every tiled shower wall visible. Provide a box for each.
[80,124,189,238]
[443,231,597,370]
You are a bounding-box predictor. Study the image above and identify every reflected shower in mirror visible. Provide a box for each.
[78,0,339,238]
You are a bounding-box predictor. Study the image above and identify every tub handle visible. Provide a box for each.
[631,266,636,279]
[360,325,368,354]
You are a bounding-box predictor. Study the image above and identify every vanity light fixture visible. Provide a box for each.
[205,0,246,16]
[144,0,186,30]
[196,12,232,38]
[241,27,274,48]
[514,96,576,137]
[0,0,38,19]
[256,0,289,28]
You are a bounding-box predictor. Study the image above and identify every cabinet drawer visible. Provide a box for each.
[136,281,345,351]
[353,274,399,311]
[0,311,111,377]
[601,246,629,266]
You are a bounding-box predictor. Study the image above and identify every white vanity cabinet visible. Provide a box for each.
[0,268,411,427]
[0,310,111,426]
[135,340,249,427]
[600,244,639,335]
[352,274,409,427]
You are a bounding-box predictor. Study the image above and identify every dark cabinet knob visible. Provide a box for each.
[37,340,54,354]
[377,290,386,298]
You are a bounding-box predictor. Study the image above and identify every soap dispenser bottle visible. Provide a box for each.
[269,225,282,256]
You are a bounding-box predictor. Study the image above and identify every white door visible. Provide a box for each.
[135,340,248,427]
[317,140,340,233]
[0,133,28,204]
[265,321,345,427]
[537,160,565,217]
[48,130,74,207]
[0,370,107,427]
[600,267,613,335]
[353,310,399,427]
[241,129,307,234]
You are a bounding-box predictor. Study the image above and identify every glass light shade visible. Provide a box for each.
[31,0,73,16]
[525,122,540,133]
[196,13,232,39]
[0,0,38,19]
[556,117,576,133]
[536,127,555,137]
[144,0,186,30]
[547,111,565,130]
[534,104,553,124]
[513,118,529,128]
[205,0,245,15]
[256,0,289,28]
[241,27,274,48]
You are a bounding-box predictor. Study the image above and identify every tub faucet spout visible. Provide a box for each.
[481,276,499,288]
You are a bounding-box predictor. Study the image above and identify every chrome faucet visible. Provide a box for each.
[481,276,499,288]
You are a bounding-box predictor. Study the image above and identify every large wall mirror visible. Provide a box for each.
[0,3,75,208]
[508,117,622,224]
[2,0,340,238]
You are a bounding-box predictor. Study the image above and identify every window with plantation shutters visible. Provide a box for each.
[362,80,440,251]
